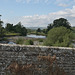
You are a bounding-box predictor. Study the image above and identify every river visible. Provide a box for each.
[26,34,46,38]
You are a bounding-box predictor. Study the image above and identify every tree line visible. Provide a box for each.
[5,22,27,36]
[35,18,75,47]
[0,15,75,47]
[0,15,27,38]
[43,18,75,47]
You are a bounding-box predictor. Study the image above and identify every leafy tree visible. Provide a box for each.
[14,22,27,36]
[72,27,75,40]
[42,29,47,34]
[72,27,75,33]
[21,27,27,36]
[47,23,53,32]
[44,26,73,47]
[14,22,22,33]
[47,18,71,32]
[0,18,5,37]
[37,28,41,32]
[5,23,14,32]
[53,18,71,28]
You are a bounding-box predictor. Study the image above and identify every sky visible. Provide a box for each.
[0,0,75,27]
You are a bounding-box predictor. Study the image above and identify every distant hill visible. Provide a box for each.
[26,27,47,30]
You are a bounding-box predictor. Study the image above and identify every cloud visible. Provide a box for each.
[16,0,50,3]
[19,6,75,27]
[3,6,75,27]
[55,0,75,7]
[58,3,68,7]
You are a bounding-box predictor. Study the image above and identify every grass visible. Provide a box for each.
[15,38,34,45]
[25,40,34,45]
[28,31,46,36]
[14,37,45,46]
[5,32,20,36]
[15,38,24,45]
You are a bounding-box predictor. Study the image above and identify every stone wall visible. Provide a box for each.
[0,44,75,75]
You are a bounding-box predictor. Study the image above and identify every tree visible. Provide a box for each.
[53,18,71,28]
[21,27,27,36]
[47,18,71,32]
[36,28,41,32]
[14,22,22,33]
[0,15,5,37]
[5,23,14,32]
[14,22,27,36]
[42,29,47,34]
[47,23,53,32]
[0,24,5,37]
[44,26,73,47]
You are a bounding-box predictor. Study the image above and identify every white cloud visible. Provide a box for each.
[58,3,68,7]
[19,6,75,27]
[16,0,50,3]
[3,6,75,27]
[55,0,75,7]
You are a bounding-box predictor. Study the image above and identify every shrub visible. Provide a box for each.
[16,38,24,45]
[44,26,74,47]
[25,40,34,45]
[39,39,43,42]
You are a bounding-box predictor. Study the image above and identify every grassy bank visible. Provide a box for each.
[5,32,20,36]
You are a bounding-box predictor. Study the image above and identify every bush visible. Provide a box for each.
[39,39,43,42]
[16,38,24,45]
[44,26,74,47]
[25,40,34,45]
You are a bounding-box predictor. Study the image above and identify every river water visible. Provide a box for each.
[26,34,46,38]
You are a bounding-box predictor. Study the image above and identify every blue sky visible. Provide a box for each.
[0,0,75,27]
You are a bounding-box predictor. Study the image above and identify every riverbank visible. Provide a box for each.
[1,35,75,47]
[1,35,46,45]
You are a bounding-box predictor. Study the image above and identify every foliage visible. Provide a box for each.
[42,29,47,34]
[47,23,53,32]
[5,32,20,36]
[5,23,14,32]
[21,27,27,36]
[1,37,8,41]
[71,27,75,43]
[53,18,71,28]
[36,28,41,32]
[44,26,74,47]
[14,22,22,33]
[5,22,27,36]
[25,39,34,45]
[16,38,24,45]
[27,29,36,34]
[39,39,43,42]
[27,28,46,36]
[72,27,75,33]
[0,20,5,37]
[36,28,41,35]
[47,18,71,32]
[14,22,27,36]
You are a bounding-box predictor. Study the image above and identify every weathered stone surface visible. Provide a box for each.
[0,44,75,75]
